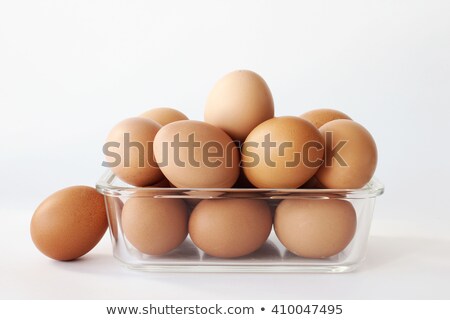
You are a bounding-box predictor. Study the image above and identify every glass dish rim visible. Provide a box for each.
[96,170,384,199]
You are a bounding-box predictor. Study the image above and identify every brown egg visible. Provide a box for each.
[242,116,324,188]
[30,186,108,261]
[204,70,274,141]
[189,199,273,258]
[104,117,164,187]
[315,119,377,189]
[121,198,188,255]
[299,108,351,129]
[140,107,188,126]
[153,120,240,188]
[274,199,356,258]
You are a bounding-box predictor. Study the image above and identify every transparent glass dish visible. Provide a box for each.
[97,170,384,273]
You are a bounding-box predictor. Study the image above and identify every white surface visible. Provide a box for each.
[2,213,449,299]
[1,0,450,299]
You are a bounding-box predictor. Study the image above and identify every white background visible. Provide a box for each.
[1,0,449,299]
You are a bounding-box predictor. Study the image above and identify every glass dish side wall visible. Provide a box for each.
[98,170,383,273]
[103,193,377,273]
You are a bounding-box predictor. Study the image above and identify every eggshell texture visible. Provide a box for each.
[315,119,377,189]
[121,198,188,255]
[274,199,356,258]
[242,116,324,188]
[153,120,240,188]
[299,108,351,129]
[30,186,108,261]
[189,199,273,258]
[140,107,188,126]
[105,117,164,187]
[204,70,274,141]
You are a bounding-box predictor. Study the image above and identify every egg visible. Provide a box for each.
[30,186,108,261]
[140,107,188,126]
[299,108,351,129]
[315,119,378,189]
[104,117,164,187]
[121,198,188,255]
[189,199,273,258]
[274,199,356,258]
[204,70,274,141]
[242,116,324,188]
[153,120,240,188]
[202,240,281,260]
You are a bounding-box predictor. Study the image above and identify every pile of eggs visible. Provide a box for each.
[30,70,378,262]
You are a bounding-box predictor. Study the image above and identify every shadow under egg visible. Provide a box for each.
[200,240,281,261]
[140,239,201,261]
[282,247,348,263]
